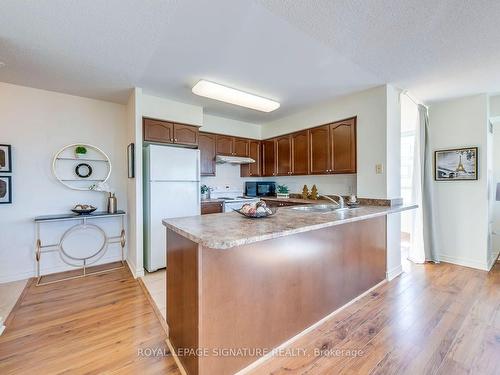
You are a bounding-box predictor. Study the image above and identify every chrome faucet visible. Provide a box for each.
[320,194,345,209]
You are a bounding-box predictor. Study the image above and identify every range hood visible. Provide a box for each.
[215,155,255,164]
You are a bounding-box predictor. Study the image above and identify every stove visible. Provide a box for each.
[210,188,260,212]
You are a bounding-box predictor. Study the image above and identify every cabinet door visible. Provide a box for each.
[216,135,234,156]
[241,140,261,177]
[233,138,249,157]
[309,125,331,174]
[173,123,199,146]
[291,130,309,175]
[330,118,356,173]
[199,132,216,176]
[262,139,276,177]
[143,118,173,143]
[201,201,223,215]
[276,135,291,176]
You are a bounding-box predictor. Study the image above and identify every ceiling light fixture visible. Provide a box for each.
[192,80,280,112]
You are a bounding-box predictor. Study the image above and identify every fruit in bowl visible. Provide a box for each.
[236,201,275,218]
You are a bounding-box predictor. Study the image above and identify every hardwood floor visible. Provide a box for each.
[0,266,180,375]
[0,262,497,375]
[249,262,500,375]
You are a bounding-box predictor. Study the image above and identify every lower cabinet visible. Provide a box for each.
[201,201,224,215]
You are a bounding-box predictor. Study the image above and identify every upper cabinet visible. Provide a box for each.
[233,138,250,157]
[309,125,331,174]
[174,123,199,146]
[275,135,291,176]
[262,139,276,177]
[216,135,234,156]
[291,130,309,175]
[143,118,199,147]
[330,118,356,173]
[216,136,249,157]
[241,140,261,177]
[143,118,174,144]
[199,132,216,176]
[309,118,356,174]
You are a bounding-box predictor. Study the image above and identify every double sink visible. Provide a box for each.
[290,204,352,213]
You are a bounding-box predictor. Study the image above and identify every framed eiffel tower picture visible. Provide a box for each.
[435,147,478,181]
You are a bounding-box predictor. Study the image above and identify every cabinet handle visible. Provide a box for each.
[174,138,178,142]
[170,138,173,142]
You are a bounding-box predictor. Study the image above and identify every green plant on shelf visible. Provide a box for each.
[75,145,87,157]
[277,185,289,194]
[201,184,209,194]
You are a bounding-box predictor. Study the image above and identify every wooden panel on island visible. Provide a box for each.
[166,216,387,375]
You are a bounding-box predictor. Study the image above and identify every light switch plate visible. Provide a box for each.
[375,163,384,174]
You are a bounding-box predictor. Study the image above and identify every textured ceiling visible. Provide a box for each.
[0,0,499,123]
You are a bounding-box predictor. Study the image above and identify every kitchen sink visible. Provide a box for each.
[291,204,350,213]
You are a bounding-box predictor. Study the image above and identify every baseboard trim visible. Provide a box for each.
[386,264,403,281]
[487,250,500,271]
[126,259,144,278]
[235,279,387,375]
[0,255,124,284]
[439,254,488,271]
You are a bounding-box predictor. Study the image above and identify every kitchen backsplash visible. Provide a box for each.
[201,163,357,196]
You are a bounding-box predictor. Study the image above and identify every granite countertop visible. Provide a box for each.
[163,204,417,250]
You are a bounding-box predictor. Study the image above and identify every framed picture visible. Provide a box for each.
[0,176,12,204]
[127,143,135,178]
[0,144,12,173]
[434,147,478,181]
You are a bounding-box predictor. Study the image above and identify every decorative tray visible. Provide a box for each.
[71,204,97,215]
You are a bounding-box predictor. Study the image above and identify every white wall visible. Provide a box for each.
[142,93,203,125]
[0,82,128,282]
[201,114,261,139]
[125,88,144,278]
[262,86,389,199]
[429,94,490,270]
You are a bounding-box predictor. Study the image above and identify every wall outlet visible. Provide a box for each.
[375,163,384,174]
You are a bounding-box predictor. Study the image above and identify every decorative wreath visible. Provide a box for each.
[75,163,93,178]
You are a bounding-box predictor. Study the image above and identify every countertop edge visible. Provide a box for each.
[163,204,417,250]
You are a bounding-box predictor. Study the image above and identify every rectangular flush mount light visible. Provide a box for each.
[192,80,280,112]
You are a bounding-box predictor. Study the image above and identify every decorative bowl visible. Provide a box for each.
[233,207,277,218]
[71,204,97,215]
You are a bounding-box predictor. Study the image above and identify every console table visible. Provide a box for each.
[34,211,126,286]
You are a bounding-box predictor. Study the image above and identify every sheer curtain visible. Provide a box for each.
[401,93,439,263]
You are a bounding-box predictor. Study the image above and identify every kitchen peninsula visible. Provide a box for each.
[163,203,415,375]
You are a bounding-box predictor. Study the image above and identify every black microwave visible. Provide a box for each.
[245,181,276,197]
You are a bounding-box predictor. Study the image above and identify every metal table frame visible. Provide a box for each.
[34,211,126,286]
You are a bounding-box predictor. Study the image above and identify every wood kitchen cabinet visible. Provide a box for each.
[143,118,174,144]
[276,135,291,176]
[173,123,199,146]
[291,130,309,175]
[233,138,249,157]
[143,118,199,146]
[216,135,234,156]
[330,118,356,173]
[309,125,331,174]
[262,139,277,177]
[199,132,216,176]
[201,201,223,215]
[308,118,356,174]
[241,140,261,177]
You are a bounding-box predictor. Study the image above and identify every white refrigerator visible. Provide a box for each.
[143,145,200,272]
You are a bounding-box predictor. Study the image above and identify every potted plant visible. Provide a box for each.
[201,184,210,200]
[276,184,289,199]
[75,145,87,159]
